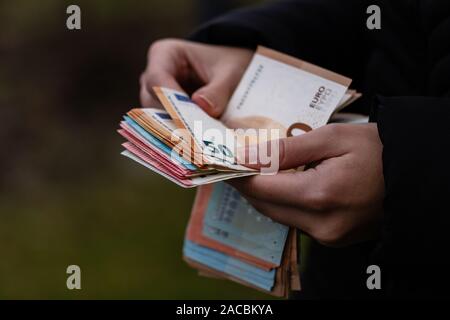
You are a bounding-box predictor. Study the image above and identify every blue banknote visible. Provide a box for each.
[202,224,283,266]
[183,240,275,291]
[202,182,289,266]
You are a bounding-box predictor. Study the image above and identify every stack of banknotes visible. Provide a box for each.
[118,46,362,297]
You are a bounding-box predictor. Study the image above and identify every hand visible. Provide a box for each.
[140,39,253,117]
[229,123,385,247]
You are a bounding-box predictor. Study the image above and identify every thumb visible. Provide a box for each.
[238,124,348,170]
[191,74,235,118]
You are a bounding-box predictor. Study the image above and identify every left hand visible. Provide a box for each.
[228,123,385,247]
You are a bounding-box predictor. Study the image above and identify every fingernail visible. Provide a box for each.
[198,94,215,111]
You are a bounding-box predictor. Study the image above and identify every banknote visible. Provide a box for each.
[154,87,252,171]
[183,46,359,295]
[119,120,216,178]
[184,227,295,297]
[222,46,352,132]
[201,182,288,266]
[186,184,281,270]
[120,113,257,186]
[201,225,282,265]
[120,90,362,185]
[127,108,203,165]
[152,47,355,175]
[118,45,362,296]
[183,240,276,291]
[184,241,276,284]
[122,148,254,188]
[122,115,197,171]
[118,127,196,178]
[122,108,260,187]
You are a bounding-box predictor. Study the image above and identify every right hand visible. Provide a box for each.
[140,39,253,117]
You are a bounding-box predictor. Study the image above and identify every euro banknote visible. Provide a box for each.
[118,46,362,297]
[201,182,288,266]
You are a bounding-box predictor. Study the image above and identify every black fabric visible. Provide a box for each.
[372,96,450,298]
[189,0,450,298]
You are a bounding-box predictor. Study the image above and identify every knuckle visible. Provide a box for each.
[147,41,160,59]
[148,38,183,58]
[147,38,180,61]
[305,184,337,211]
[312,219,347,246]
[148,39,172,57]
[324,123,345,138]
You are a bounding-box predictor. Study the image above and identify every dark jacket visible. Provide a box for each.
[191,0,450,299]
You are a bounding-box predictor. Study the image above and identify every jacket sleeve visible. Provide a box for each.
[189,0,369,80]
[371,96,450,297]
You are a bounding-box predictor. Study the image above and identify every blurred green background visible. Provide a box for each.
[0,0,270,299]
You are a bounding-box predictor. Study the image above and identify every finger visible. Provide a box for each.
[191,71,237,118]
[242,195,317,234]
[245,195,375,248]
[143,70,183,99]
[227,169,319,209]
[144,42,185,96]
[140,75,159,107]
[238,124,349,170]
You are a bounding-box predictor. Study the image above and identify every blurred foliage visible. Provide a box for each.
[0,0,270,299]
